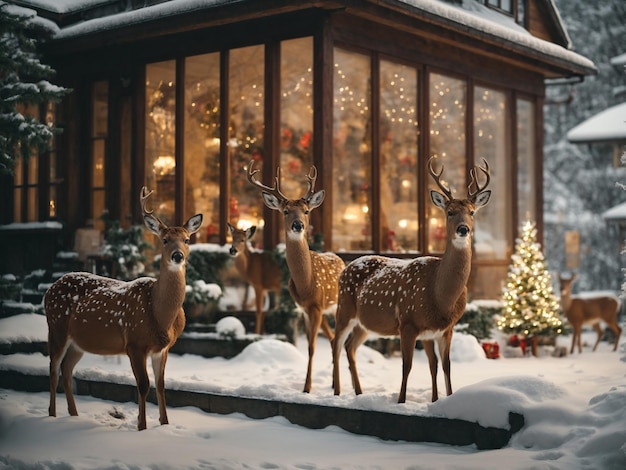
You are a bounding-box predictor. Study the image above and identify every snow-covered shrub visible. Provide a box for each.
[215,316,246,339]
[101,212,152,281]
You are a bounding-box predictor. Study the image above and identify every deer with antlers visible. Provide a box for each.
[332,157,491,403]
[227,223,283,334]
[558,273,622,354]
[247,160,345,393]
[44,187,202,430]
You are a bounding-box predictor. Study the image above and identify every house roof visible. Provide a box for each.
[603,201,626,222]
[566,102,626,144]
[8,0,595,78]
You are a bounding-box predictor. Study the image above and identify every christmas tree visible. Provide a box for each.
[498,219,564,341]
[0,4,70,175]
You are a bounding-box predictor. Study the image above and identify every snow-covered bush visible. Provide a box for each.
[215,316,246,339]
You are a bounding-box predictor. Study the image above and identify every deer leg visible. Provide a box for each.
[254,287,265,335]
[320,315,335,342]
[570,325,580,354]
[303,306,322,393]
[151,350,169,425]
[332,310,355,396]
[128,348,150,431]
[437,332,453,397]
[398,326,418,403]
[422,339,439,402]
[345,325,368,395]
[60,343,84,416]
[591,322,603,352]
[610,323,622,351]
[48,340,68,417]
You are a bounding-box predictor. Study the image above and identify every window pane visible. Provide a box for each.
[428,72,466,253]
[93,81,108,137]
[13,187,22,223]
[27,187,37,221]
[27,152,38,185]
[92,139,105,188]
[146,60,176,225]
[229,45,265,231]
[380,60,419,252]
[185,53,221,243]
[280,37,314,201]
[332,48,372,252]
[517,98,536,224]
[474,85,511,260]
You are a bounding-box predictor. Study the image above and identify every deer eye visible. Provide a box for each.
[447,210,454,217]
[162,238,168,245]
[304,209,310,215]
[470,210,475,216]
[283,209,289,215]
[185,238,190,245]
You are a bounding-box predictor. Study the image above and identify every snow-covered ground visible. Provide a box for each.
[0,313,625,469]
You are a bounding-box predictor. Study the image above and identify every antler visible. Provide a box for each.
[247,160,287,201]
[140,186,154,215]
[467,158,490,202]
[428,157,453,200]
[303,166,318,200]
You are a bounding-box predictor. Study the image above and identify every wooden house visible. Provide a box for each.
[1,0,595,299]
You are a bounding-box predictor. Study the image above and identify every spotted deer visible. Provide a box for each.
[227,223,283,334]
[44,187,202,430]
[559,273,622,354]
[247,160,345,392]
[332,157,491,403]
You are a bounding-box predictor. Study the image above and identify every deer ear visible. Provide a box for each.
[143,214,162,236]
[227,222,235,234]
[430,190,447,210]
[307,189,325,210]
[473,190,491,210]
[247,226,257,239]
[184,214,203,234]
[261,192,282,211]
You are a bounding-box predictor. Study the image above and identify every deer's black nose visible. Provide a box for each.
[292,220,305,233]
[229,247,237,256]
[172,251,185,264]
[456,225,470,237]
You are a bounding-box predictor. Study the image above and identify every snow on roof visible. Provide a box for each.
[10,0,595,74]
[566,102,626,144]
[610,53,626,67]
[602,201,626,222]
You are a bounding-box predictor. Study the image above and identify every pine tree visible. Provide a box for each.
[0,4,69,175]
[498,220,564,340]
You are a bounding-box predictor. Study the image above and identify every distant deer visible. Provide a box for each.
[332,157,491,403]
[45,187,202,430]
[227,223,283,334]
[247,160,345,393]
[558,273,621,354]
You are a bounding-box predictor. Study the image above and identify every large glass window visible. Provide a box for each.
[428,73,466,253]
[46,102,59,219]
[517,98,536,225]
[380,60,419,252]
[474,85,511,260]
[228,45,265,231]
[332,48,372,252]
[146,60,176,225]
[185,53,221,243]
[91,81,108,231]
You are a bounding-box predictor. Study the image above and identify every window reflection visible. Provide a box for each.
[229,45,265,233]
[428,73,466,253]
[380,60,419,252]
[517,99,535,225]
[332,48,371,252]
[474,85,510,260]
[146,60,176,225]
[185,53,221,243]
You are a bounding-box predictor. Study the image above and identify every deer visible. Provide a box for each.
[558,273,622,354]
[227,223,283,334]
[332,157,491,403]
[44,187,202,430]
[247,160,345,393]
